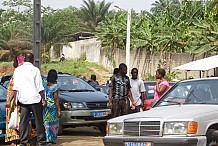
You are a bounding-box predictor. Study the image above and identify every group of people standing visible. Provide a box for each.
[109,63,169,118]
[5,52,61,146]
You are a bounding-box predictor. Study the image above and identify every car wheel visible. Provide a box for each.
[207,129,218,146]
[98,123,107,136]
[58,125,64,136]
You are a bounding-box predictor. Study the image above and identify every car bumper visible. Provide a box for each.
[103,136,206,146]
[60,109,111,126]
[0,128,6,140]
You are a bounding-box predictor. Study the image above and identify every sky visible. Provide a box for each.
[0,0,156,12]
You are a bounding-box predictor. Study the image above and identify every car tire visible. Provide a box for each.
[98,123,107,136]
[58,125,64,136]
[206,129,218,146]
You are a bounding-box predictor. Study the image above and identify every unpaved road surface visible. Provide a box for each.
[0,127,104,146]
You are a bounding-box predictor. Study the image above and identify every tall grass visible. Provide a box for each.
[41,59,108,76]
[0,60,110,81]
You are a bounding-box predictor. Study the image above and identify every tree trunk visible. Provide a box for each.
[167,52,172,74]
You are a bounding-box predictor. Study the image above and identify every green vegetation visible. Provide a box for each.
[0,61,12,66]
[0,59,111,82]
[97,0,218,73]
[143,71,181,81]
[80,0,112,32]
[0,0,217,76]
[42,60,103,75]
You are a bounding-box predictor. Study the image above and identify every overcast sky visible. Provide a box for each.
[0,0,156,12]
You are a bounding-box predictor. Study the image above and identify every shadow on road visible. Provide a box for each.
[62,127,102,136]
[0,127,104,146]
[56,127,104,146]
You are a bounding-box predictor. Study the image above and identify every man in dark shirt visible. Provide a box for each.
[109,63,135,118]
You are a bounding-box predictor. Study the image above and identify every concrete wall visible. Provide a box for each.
[50,38,214,79]
[62,38,101,63]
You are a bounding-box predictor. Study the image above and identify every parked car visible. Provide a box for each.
[103,77,218,146]
[0,73,12,89]
[143,81,175,110]
[1,73,111,135]
[0,85,7,139]
[43,73,111,135]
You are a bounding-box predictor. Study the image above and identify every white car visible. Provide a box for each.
[103,78,218,146]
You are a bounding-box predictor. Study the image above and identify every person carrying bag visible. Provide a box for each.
[8,93,19,130]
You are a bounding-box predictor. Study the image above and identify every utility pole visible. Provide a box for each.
[33,0,41,69]
[114,6,131,76]
[126,9,131,76]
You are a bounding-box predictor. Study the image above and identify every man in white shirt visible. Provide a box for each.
[130,68,146,113]
[13,52,47,146]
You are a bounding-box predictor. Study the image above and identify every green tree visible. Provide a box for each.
[185,0,218,56]
[41,6,82,63]
[0,0,32,58]
[96,11,127,66]
[80,0,112,32]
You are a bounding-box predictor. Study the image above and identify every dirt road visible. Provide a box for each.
[56,127,104,146]
[0,127,104,146]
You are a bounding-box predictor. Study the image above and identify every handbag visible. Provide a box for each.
[8,106,18,129]
[8,92,19,130]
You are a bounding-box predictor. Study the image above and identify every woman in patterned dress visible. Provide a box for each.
[5,55,36,146]
[43,69,61,144]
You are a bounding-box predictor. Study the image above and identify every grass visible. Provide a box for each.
[42,59,111,83]
[42,60,93,75]
[0,62,12,66]
[0,59,111,83]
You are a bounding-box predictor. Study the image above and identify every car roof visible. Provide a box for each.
[144,81,175,84]
[180,77,218,83]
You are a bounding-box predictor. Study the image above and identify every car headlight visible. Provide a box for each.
[163,121,198,135]
[108,123,123,136]
[64,102,86,109]
[71,102,86,109]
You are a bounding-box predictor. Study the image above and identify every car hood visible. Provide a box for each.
[59,91,108,102]
[108,104,218,123]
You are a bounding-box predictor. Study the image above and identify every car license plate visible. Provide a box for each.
[92,112,107,117]
[125,142,152,146]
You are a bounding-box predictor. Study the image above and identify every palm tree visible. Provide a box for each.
[80,0,112,32]
[96,11,127,66]
[0,23,32,57]
[185,0,218,57]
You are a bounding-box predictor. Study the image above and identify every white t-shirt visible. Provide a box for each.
[130,78,146,106]
[13,62,44,104]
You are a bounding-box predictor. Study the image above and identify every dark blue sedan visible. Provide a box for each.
[0,85,6,139]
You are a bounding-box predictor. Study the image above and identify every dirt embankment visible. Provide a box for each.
[0,64,111,85]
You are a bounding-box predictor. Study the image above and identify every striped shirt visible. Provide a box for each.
[110,74,131,100]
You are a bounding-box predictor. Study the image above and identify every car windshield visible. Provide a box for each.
[58,76,95,91]
[155,79,218,107]
[98,85,109,95]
